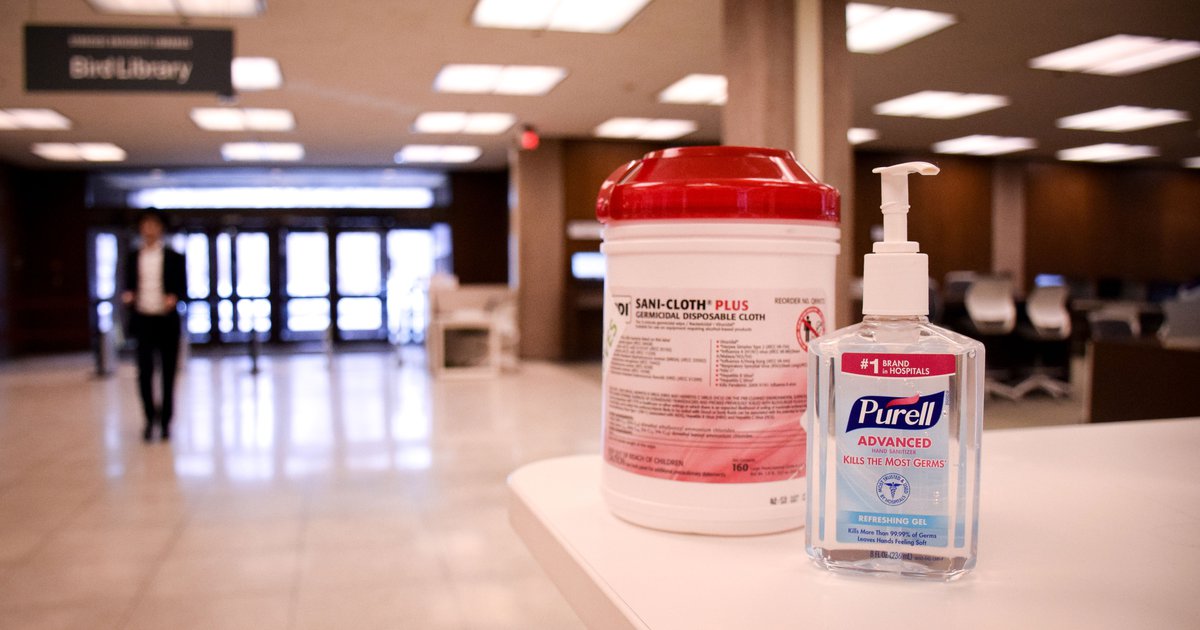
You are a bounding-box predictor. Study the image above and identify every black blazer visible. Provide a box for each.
[124,246,187,329]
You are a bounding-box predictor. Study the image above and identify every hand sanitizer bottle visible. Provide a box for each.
[805,162,983,580]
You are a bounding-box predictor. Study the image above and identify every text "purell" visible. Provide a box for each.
[846,392,944,432]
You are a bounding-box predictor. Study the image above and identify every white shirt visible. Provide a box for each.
[136,243,169,315]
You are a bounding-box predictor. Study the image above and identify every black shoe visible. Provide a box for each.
[161,426,170,441]
[142,425,154,442]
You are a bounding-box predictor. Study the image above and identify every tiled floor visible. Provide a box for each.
[0,348,1086,629]
[0,349,598,630]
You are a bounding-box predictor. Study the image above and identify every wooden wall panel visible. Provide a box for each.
[447,170,509,284]
[1026,162,1200,286]
[9,169,91,354]
[0,166,15,357]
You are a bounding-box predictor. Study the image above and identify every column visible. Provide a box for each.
[723,0,854,326]
[510,140,566,360]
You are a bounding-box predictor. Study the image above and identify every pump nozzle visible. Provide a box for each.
[861,162,940,316]
[870,162,939,254]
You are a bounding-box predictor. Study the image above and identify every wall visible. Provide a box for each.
[4,168,92,355]
[852,153,1200,296]
[0,166,15,357]
[1025,162,1200,287]
[447,170,509,284]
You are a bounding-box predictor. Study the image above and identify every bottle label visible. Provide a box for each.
[834,353,955,547]
[602,287,826,483]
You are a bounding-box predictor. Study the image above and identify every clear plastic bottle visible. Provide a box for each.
[805,163,983,580]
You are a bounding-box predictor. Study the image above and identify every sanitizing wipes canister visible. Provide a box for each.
[596,146,840,535]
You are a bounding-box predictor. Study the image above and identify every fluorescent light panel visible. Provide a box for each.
[191,108,295,132]
[413,112,516,135]
[658,74,727,105]
[933,134,1036,156]
[594,117,698,140]
[433,64,567,95]
[1185,157,1200,169]
[847,128,879,145]
[874,90,1009,119]
[32,142,126,162]
[0,108,72,130]
[395,145,483,164]
[221,142,305,162]
[1057,106,1190,132]
[846,3,956,54]
[1057,143,1158,163]
[88,0,263,17]
[130,187,435,210]
[1030,34,1200,76]
[472,0,651,34]
[232,57,283,91]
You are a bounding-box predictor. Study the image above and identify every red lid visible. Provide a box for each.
[596,146,839,223]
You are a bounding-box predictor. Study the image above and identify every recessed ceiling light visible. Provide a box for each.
[433,64,567,96]
[395,145,483,164]
[413,112,516,135]
[88,0,263,17]
[221,142,305,162]
[232,57,283,91]
[658,74,727,105]
[846,3,956,54]
[0,108,72,130]
[1030,34,1200,76]
[933,135,1036,156]
[1056,106,1190,132]
[1057,143,1158,163]
[873,91,1009,119]
[32,142,126,162]
[191,107,295,132]
[472,0,651,34]
[1184,157,1200,169]
[594,117,698,140]
[847,128,879,145]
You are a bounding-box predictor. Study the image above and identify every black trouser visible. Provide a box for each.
[133,313,181,429]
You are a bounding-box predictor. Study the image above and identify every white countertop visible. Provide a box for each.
[509,418,1200,630]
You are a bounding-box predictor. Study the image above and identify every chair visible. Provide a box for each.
[1014,285,1072,398]
[1159,299,1200,349]
[1087,304,1140,341]
[965,276,1019,400]
[426,280,517,378]
[942,270,978,331]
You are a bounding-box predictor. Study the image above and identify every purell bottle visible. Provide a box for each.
[805,162,983,579]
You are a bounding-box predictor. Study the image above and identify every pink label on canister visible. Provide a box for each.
[602,287,824,483]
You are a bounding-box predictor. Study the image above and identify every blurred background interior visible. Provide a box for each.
[0,1,1198,628]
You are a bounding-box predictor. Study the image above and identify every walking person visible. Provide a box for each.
[121,211,187,442]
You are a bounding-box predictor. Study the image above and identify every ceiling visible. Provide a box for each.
[0,0,1198,172]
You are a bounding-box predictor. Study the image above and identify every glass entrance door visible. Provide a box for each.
[211,230,272,343]
[336,231,385,340]
[284,231,331,341]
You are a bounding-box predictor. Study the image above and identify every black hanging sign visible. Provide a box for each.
[24,25,233,94]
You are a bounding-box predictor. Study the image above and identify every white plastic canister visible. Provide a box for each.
[597,146,841,535]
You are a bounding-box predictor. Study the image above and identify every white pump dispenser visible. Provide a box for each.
[861,162,940,316]
[806,160,983,580]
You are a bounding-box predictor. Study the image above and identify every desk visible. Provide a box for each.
[509,419,1200,630]
[1089,340,1200,422]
